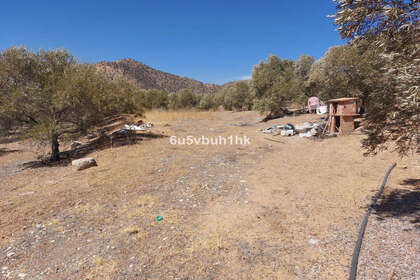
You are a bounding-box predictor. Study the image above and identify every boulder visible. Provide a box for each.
[72,157,97,171]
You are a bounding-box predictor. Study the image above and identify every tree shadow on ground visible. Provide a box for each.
[401,178,420,187]
[373,180,420,226]
[0,147,20,157]
[0,135,21,145]
[21,131,167,169]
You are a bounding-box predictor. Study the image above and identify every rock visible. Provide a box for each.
[72,158,97,171]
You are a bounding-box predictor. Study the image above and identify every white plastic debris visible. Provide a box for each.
[299,128,318,138]
[262,124,295,135]
[316,105,328,115]
[299,131,312,138]
[280,129,295,136]
[124,124,146,131]
[295,122,313,132]
[124,122,153,131]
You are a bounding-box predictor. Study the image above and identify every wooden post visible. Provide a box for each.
[329,103,336,133]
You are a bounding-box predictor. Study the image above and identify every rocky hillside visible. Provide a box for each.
[96,59,221,94]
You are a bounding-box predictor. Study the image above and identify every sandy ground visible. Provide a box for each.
[0,111,419,280]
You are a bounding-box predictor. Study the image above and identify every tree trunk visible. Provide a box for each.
[50,134,60,162]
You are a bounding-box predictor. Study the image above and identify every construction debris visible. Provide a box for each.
[316,105,328,115]
[124,122,153,131]
[299,128,318,138]
[262,119,332,138]
[261,123,295,136]
[112,122,154,136]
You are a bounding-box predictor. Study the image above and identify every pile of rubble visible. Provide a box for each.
[113,121,153,135]
[262,123,296,136]
[262,119,330,138]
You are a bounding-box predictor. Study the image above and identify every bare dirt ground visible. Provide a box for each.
[0,111,419,280]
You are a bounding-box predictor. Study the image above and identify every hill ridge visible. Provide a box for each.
[96,59,221,94]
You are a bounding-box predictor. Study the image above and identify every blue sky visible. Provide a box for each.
[0,0,344,85]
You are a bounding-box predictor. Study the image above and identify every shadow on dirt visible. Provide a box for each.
[401,178,420,187]
[373,181,420,226]
[0,147,20,157]
[21,132,167,169]
[0,135,21,145]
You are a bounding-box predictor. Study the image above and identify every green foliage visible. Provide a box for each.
[307,44,385,102]
[250,56,304,115]
[294,54,315,80]
[0,47,145,160]
[198,94,216,110]
[333,0,419,155]
[142,89,169,110]
[168,89,198,109]
[216,81,252,111]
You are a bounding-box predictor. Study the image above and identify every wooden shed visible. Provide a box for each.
[327,97,360,134]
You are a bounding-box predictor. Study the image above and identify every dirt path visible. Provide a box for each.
[1,111,418,279]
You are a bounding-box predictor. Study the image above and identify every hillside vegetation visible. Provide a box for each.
[96,59,221,94]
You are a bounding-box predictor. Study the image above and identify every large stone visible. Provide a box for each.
[71,157,97,171]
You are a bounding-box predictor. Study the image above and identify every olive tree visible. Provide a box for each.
[198,93,216,110]
[0,47,143,161]
[333,0,419,155]
[168,89,197,109]
[294,54,315,80]
[250,55,303,119]
[142,89,169,109]
[217,81,252,111]
[307,44,385,103]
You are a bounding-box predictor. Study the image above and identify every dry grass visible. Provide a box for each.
[188,233,225,254]
[120,225,142,235]
[144,109,217,124]
[85,257,117,280]
[0,110,418,279]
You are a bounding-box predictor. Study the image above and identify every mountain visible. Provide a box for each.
[96,59,221,94]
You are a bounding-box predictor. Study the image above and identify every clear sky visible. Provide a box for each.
[1,0,344,85]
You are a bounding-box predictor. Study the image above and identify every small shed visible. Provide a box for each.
[327,97,360,134]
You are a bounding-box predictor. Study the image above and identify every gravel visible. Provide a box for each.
[357,214,419,280]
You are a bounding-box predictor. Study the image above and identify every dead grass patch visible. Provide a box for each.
[85,257,117,280]
[188,233,225,255]
[135,194,156,208]
[144,109,217,124]
[120,225,148,240]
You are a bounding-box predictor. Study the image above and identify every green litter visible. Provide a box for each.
[156,216,163,221]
